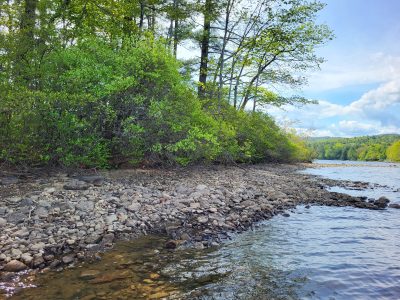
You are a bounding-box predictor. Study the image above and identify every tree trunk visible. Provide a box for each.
[198,0,212,98]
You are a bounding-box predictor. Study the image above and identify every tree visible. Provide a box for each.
[387,140,400,162]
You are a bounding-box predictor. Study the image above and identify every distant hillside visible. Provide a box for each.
[307,134,400,161]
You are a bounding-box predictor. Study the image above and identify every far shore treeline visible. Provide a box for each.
[1,0,334,168]
[307,135,400,162]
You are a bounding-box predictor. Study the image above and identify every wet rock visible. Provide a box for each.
[374,196,390,208]
[389,203,400,209]
[165,240,179,249]
[89,270,130,284]
[0,217,6,227]
[79,270,101,280]
[3,260,27,272]
[282,213,290,217]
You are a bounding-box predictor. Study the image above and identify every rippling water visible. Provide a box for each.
[9,161,400,300]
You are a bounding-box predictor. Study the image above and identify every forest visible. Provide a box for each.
[308,135,400,162]
[0,0,333,168]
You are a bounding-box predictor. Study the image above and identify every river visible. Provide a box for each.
[8,160,400,300]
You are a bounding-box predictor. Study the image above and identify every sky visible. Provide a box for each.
[268,0,400,137]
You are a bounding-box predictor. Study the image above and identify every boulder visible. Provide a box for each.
[389,203,400,209]
[3,260,27,272]
[374,196,390,208]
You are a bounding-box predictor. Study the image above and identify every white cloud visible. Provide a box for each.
[306,53,400,92]
[269,78,400,137]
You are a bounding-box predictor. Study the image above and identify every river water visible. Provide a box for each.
[8,160,400,300]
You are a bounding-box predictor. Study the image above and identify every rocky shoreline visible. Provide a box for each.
[0,163,396,285]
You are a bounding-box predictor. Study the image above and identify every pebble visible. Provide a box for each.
[0,164,387,276]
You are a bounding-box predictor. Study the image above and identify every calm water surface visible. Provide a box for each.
[8,160,400,300]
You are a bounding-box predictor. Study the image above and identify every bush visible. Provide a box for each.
[0,35,311,168]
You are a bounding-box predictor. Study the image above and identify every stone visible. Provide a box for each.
[63,181,89,191]
[62,254,75,264]
[44,187,56,194]
[76,200,94,212]
[33,256,45,267]
[106,214,117,224]
[3,260,27,272]
[21,253,33,265]
[0,176,19,185]
[6,212,26,224]
[196,184,208,191]
[77,175,104,186]
[20,198,34,207]
[11,248,22,257]
[389,203,400,209]
[89,270,130,284]
[282,213,290,217]
[165,240,178,249]
[31,242,46,251]
[127,203,141,212]
[197,216,208,224]
[374,196,390,208]
[79,270,101,280]
[0,217,6,227]
[35,207,49,218]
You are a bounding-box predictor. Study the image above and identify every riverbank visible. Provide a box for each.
[0,163,395,284]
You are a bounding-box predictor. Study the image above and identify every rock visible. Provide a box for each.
[3,260,27,272]
[389,203,400,209]
[62,254,75,264]
[77,175,104,186]
[11,248,22,258]
[374,196,390,208]
[79,270,101,280]
[20,198,34,207]
[63,181,89,191]
[0,176,19,185]
[282,213,290,217]
[35,207,49,218]
[6,212,26,224]
[100,233,114,246]
[76,200,94,212]
[89,270,130,284]
[196,184,208,192]
[33,255,45,267]
[197,216,208,224]
[44,187,56,194]
[127,203,141,212]
[31,242,46,252]
[20,253,33,265]
[165,240,179,249]
[106,214,117,224]
[0,217,6,227]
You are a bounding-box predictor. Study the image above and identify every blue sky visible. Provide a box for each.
[269,0,400,137]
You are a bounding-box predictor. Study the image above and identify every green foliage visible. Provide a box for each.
[386,140,400,162]
[0,0,327,168]
[308,135,400,162]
